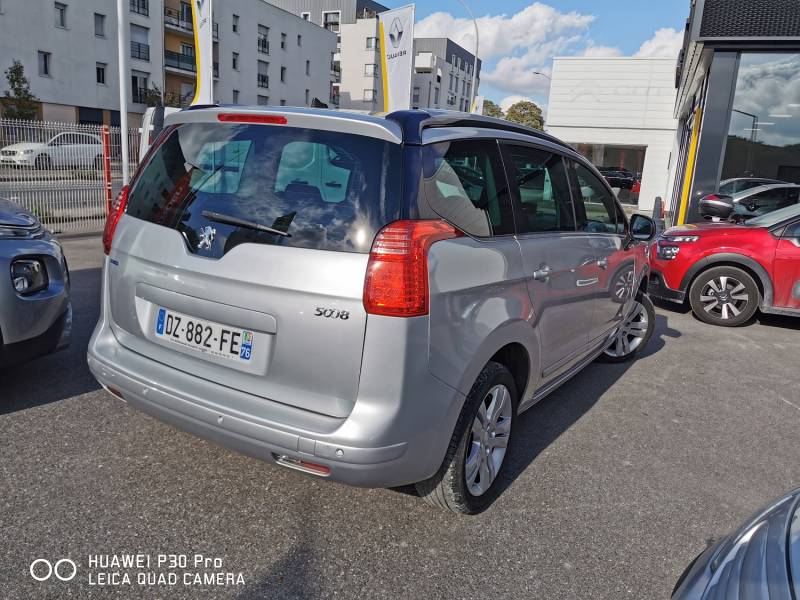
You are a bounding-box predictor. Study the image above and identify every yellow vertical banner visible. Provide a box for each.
[677,107,703,225]
[191,0,214,105]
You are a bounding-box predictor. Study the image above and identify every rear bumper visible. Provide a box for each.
[88,263,465,488]
[648,270,685,304]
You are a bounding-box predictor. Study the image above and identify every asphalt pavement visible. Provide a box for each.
[2,236,800,599]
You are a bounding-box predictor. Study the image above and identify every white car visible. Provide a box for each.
[0,132,103,169]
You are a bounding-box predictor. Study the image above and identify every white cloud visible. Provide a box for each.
[581,45,623,58]
[499,95,533,113]
[415,3,595,61]
[634,27,684,58]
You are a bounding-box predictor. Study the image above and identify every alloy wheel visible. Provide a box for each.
[604,300,649,358]
[699,276,749,321]
[464,384,512,496]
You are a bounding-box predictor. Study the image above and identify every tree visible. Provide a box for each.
[505,100,544,131]
[483,99,504,119]
[1,60,39,120]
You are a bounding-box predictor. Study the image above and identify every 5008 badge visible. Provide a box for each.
[314,307,350,320]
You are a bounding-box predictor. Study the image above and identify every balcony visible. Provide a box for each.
[130,0,148,17]
[257,36,269,55]
[165,49,196,73]
[164,7,219,38]
[130,41,150,62]
[257,74,269,89]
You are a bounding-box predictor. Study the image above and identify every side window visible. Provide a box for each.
[747,188,788,212]
[421,140,514,237]
[502,144,574,233]
[783,220,800,241]
[570,162,623,234]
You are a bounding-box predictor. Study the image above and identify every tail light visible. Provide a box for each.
[103,185,130,255]
[363,220,462,317]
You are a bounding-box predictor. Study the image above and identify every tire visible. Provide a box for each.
[35,154,51,170]
[599,292,656,363]
[415,361,518,515]
[689,266,759,327]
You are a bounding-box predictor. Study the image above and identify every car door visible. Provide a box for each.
[46,133,68,167]
[773,219,800,310]
[567,160,637,345]
[500,142,597,380]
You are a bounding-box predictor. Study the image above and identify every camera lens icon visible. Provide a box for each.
[30,558,77,582]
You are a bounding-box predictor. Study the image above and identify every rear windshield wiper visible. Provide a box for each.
[201,210,292,237]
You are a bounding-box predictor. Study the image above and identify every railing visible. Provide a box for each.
[257,36,269,54]
[130,0,149,17]
[213,62,219,78]
[164,7,218,38]
[130,41,150,62]
[0,118,140,234]
[163,91,193,108]
[257,74,269,88]
[165,50,196,73]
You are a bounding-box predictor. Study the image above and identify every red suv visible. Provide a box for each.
[649,204,800,326]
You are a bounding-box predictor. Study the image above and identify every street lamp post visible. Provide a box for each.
[116,0,130,185]
[455,0,479,109]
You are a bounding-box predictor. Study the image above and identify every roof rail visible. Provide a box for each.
[384,109,572,149]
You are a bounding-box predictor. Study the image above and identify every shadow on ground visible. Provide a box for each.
[0,267,102,413]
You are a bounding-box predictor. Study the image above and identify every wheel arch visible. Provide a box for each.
[680,253,773,307]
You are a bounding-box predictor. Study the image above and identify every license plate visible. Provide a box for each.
[155,307,255,362]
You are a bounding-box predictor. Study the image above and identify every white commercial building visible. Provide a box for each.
[0,0,336,126]
[545,57,678,212]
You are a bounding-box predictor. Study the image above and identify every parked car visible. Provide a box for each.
[649,202,800,326]
[718,176,786,195]
[597,167,635,190]
[0,132,103,170]
[88,107,657,514]
[672,488,800,599]
[0,196,71,368]
[729,184,800,220]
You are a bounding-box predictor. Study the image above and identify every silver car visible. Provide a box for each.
[88,107,656,513]
[0,197,71,367]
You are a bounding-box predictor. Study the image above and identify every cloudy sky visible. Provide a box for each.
[381,0,688,110]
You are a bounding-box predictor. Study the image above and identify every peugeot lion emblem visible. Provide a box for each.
[389,17,404,49]
[197,225,216,250]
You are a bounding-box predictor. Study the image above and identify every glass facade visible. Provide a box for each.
[721,53,800,185]
[571,143,647,205]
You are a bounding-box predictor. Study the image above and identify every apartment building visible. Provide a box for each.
[0,0,336,126]
[412,38,480,113]
[268,0,480,111]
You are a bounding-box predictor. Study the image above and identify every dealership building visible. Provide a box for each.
[669,0,800,223]
[545,57,679,213]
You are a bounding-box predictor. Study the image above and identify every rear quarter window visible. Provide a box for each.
[126,122,402,256]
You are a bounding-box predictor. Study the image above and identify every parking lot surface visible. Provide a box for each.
[2,236,800,599]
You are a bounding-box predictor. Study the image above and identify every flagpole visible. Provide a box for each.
[116,0,130,185]
[455,0,479,108]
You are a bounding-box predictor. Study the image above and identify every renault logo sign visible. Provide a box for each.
[389,17,403,49]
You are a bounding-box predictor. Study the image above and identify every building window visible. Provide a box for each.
[96,62,106,84]
[305,60,310,76]
[323,11,340,33]
[38,51,51,77]
[364,89,375,102]
[301,12,310,21]
[721,52,800,185]
[412,87,420,104]
[131,24,150,61]
[280,66,286,82]
[258,60,269,88]
[434,87,440,104]
[258,25,269,54]
[280,99,286,106]
[232,89,239,103]
[305,89,310,105]
[365,64,377,77]
[232,14,239,33]
[366,37,377,49]
[130,0,148,16]
[94,13,105,37]
[54,2,66,28]
[449,73,453,91]
[131,71,148,104]
[257,94,269,105]
[232,52,239,70]
[281,33,286,49]
[297,34,302,46]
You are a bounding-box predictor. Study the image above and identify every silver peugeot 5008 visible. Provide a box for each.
[89,107,656,513]
[0,197,71,368]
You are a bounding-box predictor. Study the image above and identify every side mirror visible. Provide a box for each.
[630,213,656,242]
[698,194,733,220]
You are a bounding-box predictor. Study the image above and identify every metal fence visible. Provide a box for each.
[0,119,140,235]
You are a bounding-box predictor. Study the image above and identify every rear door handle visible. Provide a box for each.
[597,258,609,269]
[532,265,553,282]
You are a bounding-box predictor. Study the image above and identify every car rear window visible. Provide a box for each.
[126,122,401,256]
